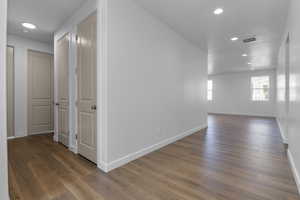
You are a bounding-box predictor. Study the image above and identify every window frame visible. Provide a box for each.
[250,76,270,102]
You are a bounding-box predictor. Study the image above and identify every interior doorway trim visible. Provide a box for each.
[96,0,109,171]
[0,0,9,198]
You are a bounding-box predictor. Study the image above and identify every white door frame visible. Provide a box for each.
[96,0,109,171]
[0,0,9,198]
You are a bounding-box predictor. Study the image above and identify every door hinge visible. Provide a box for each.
[75,134,78,140]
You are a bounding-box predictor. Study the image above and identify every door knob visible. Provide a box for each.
[55,103,60,106]
[91,105,97,110]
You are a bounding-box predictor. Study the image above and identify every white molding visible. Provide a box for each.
[276,118,288,144]
[287,149,300,194]
[7,136,15,140]
[29,130,54,136]
[7,131,54,140]
[98,161,109,172]
[209,112,275,118]
[0,0,9,198]
[97,0,109,171]
[105,124,207,172]
[69,145,78,154]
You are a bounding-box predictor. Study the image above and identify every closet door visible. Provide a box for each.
[56,34,70,146]
[27,50,54,135]
[77,13,97,163]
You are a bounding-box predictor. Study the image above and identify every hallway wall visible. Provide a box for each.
[105,0,207,170]
[208,69,276,117]
[279,0,300,192]
[7,34,53,138]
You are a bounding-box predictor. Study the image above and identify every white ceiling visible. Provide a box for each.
[7,0,86,44]
[134,0,290,74]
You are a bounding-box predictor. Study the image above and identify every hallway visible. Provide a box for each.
[8,114,299,200]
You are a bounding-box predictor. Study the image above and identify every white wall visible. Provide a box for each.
[208,69,276,117]
[0,0,9,199]
[54,0,207,172]
[277,36,289,143]
[104,0,207,170]
[54,0,97,152]
[279,0,300,192]
[7,34,53,138]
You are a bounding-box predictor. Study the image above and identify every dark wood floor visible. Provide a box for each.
[8,114,300,200]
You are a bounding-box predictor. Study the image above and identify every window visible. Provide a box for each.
[251,76,270,101]
[207,80,213,101]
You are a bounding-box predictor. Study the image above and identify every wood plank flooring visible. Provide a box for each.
[8,114,300,200]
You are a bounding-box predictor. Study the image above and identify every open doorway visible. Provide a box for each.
[6,0,98,199]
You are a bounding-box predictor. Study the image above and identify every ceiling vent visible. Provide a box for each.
[243,37,256,43]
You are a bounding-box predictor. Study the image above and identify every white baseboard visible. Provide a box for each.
[7,136,15,140]
[287,149,300,194]
[98,161,109,173]
[30,130,54,135]
[7,131,54,140]
[104,124,207,172]
[276,118,288,144]
[69,145,78,154]
[7,135,26,140]
[209,112,275,118]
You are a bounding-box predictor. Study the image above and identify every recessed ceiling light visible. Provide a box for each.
[214,8,224,15]
[247,62,252,65]
[242,54,248,57]
[22,22,36,29]
[231,37,239,41]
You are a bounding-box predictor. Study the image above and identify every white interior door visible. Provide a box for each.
[77,12,97,163]
[6,46,14,138]
[28,50,54,135]
[56,34,70,146]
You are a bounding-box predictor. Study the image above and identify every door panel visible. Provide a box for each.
[56,34,70,146]
[7,46,14,137]
[28,50,54,135]
[77,12,97,163]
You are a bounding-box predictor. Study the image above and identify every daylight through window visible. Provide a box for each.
[251,76,270,101]
[208,80,213,101]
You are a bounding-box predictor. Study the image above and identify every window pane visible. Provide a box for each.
[208,80,213,90]
[252,89,269,101]
[251,76,270,89]
[207,90,212,101]
[207,80,213,101]
[251,76,270,101]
